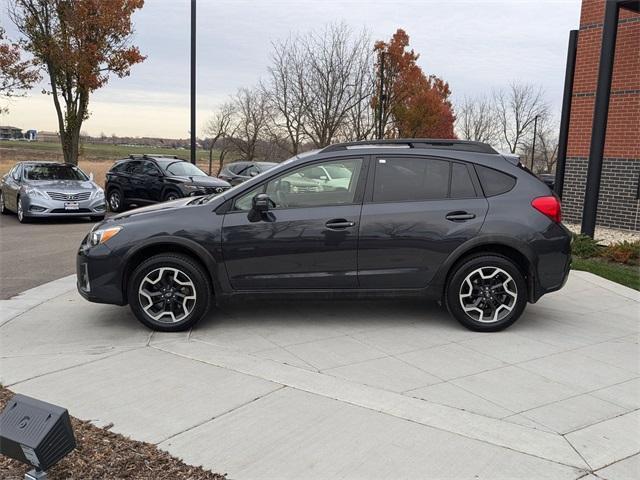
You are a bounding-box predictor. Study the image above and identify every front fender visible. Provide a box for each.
[120,235,222,298]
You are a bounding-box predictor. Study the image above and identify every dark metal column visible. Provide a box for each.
[554,29,578,199]
[581,0,620,236]
[190,0,197,164]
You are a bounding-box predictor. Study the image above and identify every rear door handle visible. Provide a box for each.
[325,219,356,229]
[445,211,476,222]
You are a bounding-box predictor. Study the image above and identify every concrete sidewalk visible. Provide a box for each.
[1,271,638,479]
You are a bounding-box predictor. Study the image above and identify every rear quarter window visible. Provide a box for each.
[475,165,516,197]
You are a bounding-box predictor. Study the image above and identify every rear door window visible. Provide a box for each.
[372,157,450,202]
[475,165,516,196]
[450,162,477,198]
[126,161,143,175]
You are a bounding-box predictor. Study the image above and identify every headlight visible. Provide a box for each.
[183,184,202,191]
[92,187,105,199]
[24,186,48,199]
[89,226,122,246]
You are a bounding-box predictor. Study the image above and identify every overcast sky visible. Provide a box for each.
[1,0,581,138]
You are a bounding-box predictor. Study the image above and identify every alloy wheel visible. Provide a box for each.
[109,191,121,211]
[138,267,197,323]
[459,266,518,323]
[17,198,24,222]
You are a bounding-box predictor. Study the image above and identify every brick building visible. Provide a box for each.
[560,0,639,231]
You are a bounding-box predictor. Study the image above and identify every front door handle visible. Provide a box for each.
[445,211,476,222]
[325,219,356,229]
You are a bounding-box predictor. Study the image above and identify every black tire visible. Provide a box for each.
[163,190,181,202]
[127,253,212,332]
[0,191,8,215]
[16,196,28,223]
[107,188,124,212]
[445,254,527,332]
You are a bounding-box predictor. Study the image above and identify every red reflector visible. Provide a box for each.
[531,196,562,223]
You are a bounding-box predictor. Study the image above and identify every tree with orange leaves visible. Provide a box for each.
[373,29,455,139]
[0,26,40,112]
[10,0,146,164]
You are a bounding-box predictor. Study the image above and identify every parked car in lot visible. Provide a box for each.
[538,173,555,190]
[78,139,571,333]
[218,161,277,185]
[105,155,231,212]
[0,161,106,223]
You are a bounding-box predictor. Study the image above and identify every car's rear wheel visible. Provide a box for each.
[445,254,527,332]
[0,191,8,215]
[128,253,212,331]
[108,189,124,212]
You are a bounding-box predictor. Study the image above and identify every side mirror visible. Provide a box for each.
[249,171,258,177]
[252,193,272,212]
[89,172,94,181]
[319,175,328,181]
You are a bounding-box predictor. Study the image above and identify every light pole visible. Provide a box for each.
[530,115,539,171]
[190,0,196,165]
[377,51,385,140]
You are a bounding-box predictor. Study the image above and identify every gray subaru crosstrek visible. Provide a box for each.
[77,139,571,333]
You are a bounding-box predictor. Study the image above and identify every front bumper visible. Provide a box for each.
[23,194,106,217]
[77,241,126,306]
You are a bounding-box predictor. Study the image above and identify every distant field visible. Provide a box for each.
[0,140,230,183]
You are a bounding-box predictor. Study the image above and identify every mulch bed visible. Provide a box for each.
[0,386,226,479]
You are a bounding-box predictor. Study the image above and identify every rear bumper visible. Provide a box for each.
[530,223,572,302]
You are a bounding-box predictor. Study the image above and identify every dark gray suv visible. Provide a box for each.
[77,139,571,333]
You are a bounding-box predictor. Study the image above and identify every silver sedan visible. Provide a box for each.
[0,161,106,223]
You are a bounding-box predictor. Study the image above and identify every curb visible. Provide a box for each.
[0,274,77,327]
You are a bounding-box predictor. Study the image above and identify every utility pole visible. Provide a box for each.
[190,0,197,164]
[377,51,385,140]
[530,115,539,171]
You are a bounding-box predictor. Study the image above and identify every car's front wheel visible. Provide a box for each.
[0,191,8,215]
[163,190,181,202]
[445,254,527,332]
[16,196,28,223]
[127,253,212,331]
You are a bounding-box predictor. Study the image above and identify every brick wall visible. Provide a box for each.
[563,0,640,231]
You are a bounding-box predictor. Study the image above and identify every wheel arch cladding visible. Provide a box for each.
[121,239,217,303]
[437,239,535,302]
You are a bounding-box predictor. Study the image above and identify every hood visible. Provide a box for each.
[25,179,98,190]
[109,197,193,222]
[166,175,230,187]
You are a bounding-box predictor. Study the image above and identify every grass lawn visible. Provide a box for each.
[572,257,640,291]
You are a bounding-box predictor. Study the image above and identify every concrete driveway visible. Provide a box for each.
[0,271,638,479]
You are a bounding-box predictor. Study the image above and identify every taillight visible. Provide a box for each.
[531,196,562,223]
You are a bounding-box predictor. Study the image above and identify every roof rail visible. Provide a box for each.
[320,139,498,155]
[127,154,181,160]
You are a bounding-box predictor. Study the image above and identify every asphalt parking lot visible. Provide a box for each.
[0,213,101,299]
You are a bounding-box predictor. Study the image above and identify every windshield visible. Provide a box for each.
[162,161,207,177]
[24,164,88,181]
[256,162,277,173]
